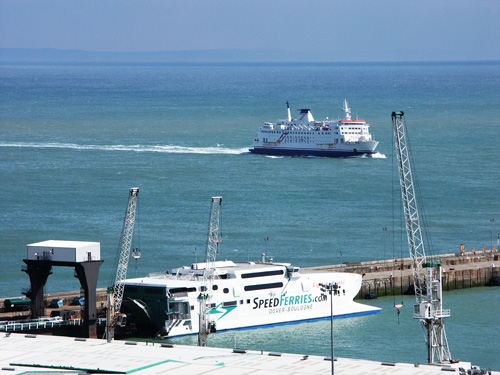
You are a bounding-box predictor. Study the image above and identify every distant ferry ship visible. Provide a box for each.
[249,100,379,157]
[122,259,381,338]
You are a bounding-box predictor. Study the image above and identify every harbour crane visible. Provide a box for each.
[106,187,139,342]
[198,196,223,347]
[392,112,452,364]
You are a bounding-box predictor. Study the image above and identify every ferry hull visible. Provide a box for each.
[249,147,377,158]
[123,261,381,339]
[170,304,381,338]
[162,287,381,338]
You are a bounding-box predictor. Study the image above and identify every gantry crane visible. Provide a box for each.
[198,196,223,347]
[392,112,452,364]
[106,187,139,342]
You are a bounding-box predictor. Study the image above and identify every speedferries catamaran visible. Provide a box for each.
[249,99,379,157]
[122,259,381,338]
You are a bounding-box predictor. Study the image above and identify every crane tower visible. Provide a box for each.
[392,112,452,364]
[198,196,222,347]
[106,187,139,341]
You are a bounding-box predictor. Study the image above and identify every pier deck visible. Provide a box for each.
[1,332,494,374]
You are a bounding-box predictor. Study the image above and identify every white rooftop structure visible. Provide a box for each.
[0,333,484,375]
[26,240,101,262]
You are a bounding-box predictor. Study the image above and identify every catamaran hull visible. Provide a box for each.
[123,261,381,339]
[162,271,380,338]
[167,301,380,338]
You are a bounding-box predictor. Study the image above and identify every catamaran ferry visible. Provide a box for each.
[249,99,379,157]
[122,259,381,338]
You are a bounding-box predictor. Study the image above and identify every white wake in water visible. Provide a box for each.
[0,142,249,155]
[355,152,387,159]
[1,142,386,159]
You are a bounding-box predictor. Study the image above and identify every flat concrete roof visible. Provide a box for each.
[27,240,100,248]
[0,332,489,375]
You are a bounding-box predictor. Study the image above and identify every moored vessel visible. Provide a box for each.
[249,99,379,157]
[122,258,381,338]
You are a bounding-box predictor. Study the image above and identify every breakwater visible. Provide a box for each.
[306,249,500,299]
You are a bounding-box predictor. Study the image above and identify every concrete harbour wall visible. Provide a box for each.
[358,265,500,299]
[305,249,500,299]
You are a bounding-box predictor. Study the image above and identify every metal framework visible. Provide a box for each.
[198,196,222,347]
[108,187,139,341]
[392,112,451,364]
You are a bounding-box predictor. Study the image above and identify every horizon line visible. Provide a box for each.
[1,48,499,65]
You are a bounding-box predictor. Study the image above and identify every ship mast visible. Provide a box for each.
[343,99,351,120]
[392,111,452,364]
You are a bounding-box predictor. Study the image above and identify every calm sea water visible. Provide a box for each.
[1,62,499,368]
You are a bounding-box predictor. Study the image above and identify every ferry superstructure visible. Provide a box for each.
[249,99,379,157]
[122,260,381,338]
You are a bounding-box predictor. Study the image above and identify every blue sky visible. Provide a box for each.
[1,0,499,61]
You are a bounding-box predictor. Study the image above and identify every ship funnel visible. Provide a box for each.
[297,109,314,123]
[286,101,292,122]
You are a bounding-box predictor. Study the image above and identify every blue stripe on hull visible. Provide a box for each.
[168,308,381,338]
[249,148,374,158]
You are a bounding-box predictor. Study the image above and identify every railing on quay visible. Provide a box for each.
[0,318,83,332]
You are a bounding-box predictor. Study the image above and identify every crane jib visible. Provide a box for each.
[392,112,452,364]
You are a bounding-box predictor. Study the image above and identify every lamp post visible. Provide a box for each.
[320,282,339,375]
[383,227,387,265]
[491,218,495,251]
[262,237,270,263]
